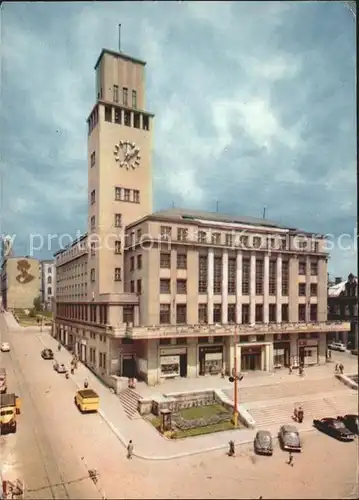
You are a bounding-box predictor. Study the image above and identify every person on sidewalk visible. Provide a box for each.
[339,363,344,374]
[228,440,235,457]
[127,440,133,459]
[288,364,293,374]
[84,378,89,389]
[287,452,294,466]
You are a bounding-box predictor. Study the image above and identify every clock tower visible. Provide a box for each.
[87,48,154,298]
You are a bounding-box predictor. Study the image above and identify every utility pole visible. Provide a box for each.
[232,324,238,427]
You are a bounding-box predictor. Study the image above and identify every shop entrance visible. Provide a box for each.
[179,354,187,377]
[122,356,136,378]
[241,347,262,371]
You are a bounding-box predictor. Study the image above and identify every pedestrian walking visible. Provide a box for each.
[335,363,339,373]
[287,452,294,466]
[288,364,293,374]
[127,440,133,459]
[228,440,235,457]
[339,363,344,375]
[84,378,89,389]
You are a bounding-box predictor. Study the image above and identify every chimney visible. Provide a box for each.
[335,277,342,284]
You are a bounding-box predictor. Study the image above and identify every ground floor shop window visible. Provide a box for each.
[199,346,223,375]
[160,355,180,377]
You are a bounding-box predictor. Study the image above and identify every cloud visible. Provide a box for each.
[0,1,356,279]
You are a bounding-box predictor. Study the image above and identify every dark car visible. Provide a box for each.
[337,414,359,435]
[254,430,273,455]
[313,417,355,441]
[350,349,358,356]
[41,348,54,360]
[278,425,301,452]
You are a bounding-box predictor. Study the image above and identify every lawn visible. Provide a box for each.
[146,403,242,439]
[13,309,53,326]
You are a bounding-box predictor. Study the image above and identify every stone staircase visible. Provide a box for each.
[246,392,358,428]
[118,388,143,419]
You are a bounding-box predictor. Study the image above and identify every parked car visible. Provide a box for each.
[41,349,54,360]
[328,342,346,352]
[337,414,359,435]
[254,430,273,455]
[313,417,355,441]
[0,342,10,352]
[278,425,301,452]
[53,362,67,374]
[350,349,358,356]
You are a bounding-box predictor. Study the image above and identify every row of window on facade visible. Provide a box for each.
[90,187,140,205]
[57,303,135,325]
[157,277,318,298]
[159,303,318,325]
[104,106,150,130]
[157,332,318,346]
[90,213,123,231]
[328,302,358,317]
[159,252,318,277]
[87,102,150,136]
[112,85,137,108]
[160,225,320,253]
[56,264,88,282]
[90,268,122,282]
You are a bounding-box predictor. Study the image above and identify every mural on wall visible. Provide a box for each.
[16,260,35,285]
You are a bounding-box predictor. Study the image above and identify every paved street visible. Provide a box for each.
[1,313,358,498]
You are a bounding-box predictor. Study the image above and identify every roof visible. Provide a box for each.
[132,207,311,233]
[54,233,88,257]
[94,49,146,70]
[0,393,16,407]
[328,275,358,297]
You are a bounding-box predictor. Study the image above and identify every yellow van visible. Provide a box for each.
[1,393,17,433]
[74,389,99,413]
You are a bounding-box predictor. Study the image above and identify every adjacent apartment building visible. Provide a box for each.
[53,45,350,387]
[40,259,56,310]
[328,273,358,349]
[1,256,41,310]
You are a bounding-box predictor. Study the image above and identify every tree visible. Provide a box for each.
[33,296,42,311]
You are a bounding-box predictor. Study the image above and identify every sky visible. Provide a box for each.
[1,1,357,279]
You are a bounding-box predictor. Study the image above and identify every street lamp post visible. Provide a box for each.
[232,323,239,427]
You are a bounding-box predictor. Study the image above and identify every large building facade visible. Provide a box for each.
[328,274,358,349]
[40,260,56,310]
[1,257,41,310]
[53,46,350,387]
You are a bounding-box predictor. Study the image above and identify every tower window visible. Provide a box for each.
[114,213,122,227]
[114,240,121,254]
[124,110,131,127]
[114,108,121,124]
[90,190,95,205]
[123,87,128,106]
[90,152,96,167]
[133,190,140,203]
[115,187,122,201]
[105,106,112,122]
[143,115,149,131]
[133,112,140,129]
[132,90,137,108]
[114,268,122,281]
[90,216,95,230]
[113,85,119,103]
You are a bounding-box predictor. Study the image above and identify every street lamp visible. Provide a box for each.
[233,323,239,427]
[229,323,244,427]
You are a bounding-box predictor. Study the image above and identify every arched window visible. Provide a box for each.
[47,276,52,284]
[48,287,52,295]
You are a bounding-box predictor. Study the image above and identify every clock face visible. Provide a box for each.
[114,140,141,170]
